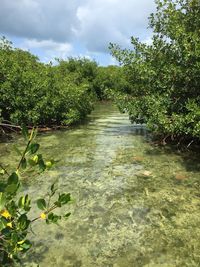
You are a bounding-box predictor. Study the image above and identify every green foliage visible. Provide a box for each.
[92,65,130,100]
[110,0,200,141]
[0,128,71,266]
[0,39,97,127]
[0,37,130,130]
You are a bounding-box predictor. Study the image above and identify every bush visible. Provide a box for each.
[0,38,96,127]
[110,0,200,142]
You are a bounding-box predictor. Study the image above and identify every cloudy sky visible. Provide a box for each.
[0,0,156,65]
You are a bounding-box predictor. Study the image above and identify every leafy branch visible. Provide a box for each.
[0,127,71,266]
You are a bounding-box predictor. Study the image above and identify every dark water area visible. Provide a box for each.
[1,102,200,267]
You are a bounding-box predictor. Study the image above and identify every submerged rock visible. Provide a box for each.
[174,173,188,181]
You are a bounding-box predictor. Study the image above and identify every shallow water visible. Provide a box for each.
[1,103,200,267]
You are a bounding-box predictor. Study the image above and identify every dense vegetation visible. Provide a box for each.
[110,0,200,144]
[0,38,95,128]
[0,37,123,130]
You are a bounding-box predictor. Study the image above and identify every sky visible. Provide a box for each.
[0,0,156,66]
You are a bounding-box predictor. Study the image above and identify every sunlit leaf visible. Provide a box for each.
[0,192,6,210]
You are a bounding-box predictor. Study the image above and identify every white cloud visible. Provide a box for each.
[0,0,79,41]
[74,0,155,52]
[0,0,156,63]
[23,39,72,53]
[21,38,73,62]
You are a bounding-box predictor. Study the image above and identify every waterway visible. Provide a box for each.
[1,102,200,267]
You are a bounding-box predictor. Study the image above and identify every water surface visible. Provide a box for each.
[1,103,200,267]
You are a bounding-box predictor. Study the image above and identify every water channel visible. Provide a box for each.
[1,102,200,267]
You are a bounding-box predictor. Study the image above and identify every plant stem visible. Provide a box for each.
[16,128,35,171]
[0,164,10,177]
[31,204,58,223]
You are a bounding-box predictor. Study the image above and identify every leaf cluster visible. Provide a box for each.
[0,127,71,266]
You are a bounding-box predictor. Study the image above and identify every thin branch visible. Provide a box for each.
[16,140,31,171]
[31,204,57,223]
[0,163,10,177]
[17,128,35,171]
[187,140,194,148]
[0,123,21,130]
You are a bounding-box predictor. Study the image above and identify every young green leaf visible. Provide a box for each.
[36,199,46,210]
[19,240,32,251]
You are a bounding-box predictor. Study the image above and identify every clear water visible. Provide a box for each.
[1,102,200,267]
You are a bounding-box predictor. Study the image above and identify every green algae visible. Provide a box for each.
[1,103,200,267]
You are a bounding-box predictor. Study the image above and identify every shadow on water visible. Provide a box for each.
[23,241,49,266]
[144,145,200,172]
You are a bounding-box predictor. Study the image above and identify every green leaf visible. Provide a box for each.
[29,143,40,154]
[0,217,7,231]
[7,172,19,185]
[20,240,32,250]
[6,173,19,194]
[11,232,18,244]
[18,214,30,230]
[18,196,25,209]
[58,193,71,205]
[24,194,31,211]
[63,212,71,219]
[21,158,27,169]
[54,201,62,207]
[36,198,46,210]
[47,212,61,224]
[50,180,58,196]
[39,159,46,172]
[5,183,19,194]
[0,182,6,192]
[0,192,6,210]
[37,154,46,171]
[18,194,31,211]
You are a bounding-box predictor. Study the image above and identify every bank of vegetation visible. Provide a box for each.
[0,37,124,132]
[110,0,200,145]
